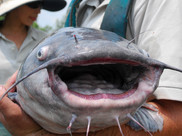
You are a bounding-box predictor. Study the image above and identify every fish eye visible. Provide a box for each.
[37,46,49,61]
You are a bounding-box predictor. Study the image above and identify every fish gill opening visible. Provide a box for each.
[55,64,147,95]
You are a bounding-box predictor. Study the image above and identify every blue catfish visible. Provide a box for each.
[2,27,182,136]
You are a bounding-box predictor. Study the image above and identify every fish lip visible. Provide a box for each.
[47,58,163,109]
[65,86,137,100]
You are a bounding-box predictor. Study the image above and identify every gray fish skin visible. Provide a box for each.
[14,27,179,134]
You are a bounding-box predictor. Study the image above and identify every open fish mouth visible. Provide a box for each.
[56,63,142,97]
[48,58,163,108]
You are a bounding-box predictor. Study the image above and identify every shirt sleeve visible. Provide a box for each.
[127,0,182,101]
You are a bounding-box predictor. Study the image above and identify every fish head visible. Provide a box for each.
[17,27,166,134]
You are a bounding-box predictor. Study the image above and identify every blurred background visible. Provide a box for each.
[34,0,71,33]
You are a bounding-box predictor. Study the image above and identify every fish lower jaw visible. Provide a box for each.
[67,86,136,100]
[56,80,152,109]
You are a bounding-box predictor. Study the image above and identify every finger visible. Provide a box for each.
[0,71,19,115]
[0,85,20,114]
[4,71,18,92]
[0,85,23,129]
[0,85,42,133]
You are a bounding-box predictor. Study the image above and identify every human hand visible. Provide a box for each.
[0,71,47,136]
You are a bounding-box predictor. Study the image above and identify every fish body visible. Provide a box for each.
[12,27,182,134]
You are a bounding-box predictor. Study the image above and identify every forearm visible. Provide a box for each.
[121,100,182,136]
[151,100,182,136]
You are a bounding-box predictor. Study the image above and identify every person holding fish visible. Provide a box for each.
[0,0,66,135]
[0,0,182,136]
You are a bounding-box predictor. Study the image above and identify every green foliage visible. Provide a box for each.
[32,22,52,33]
[32,22,39,29]
[0,15,66,33]
[40,25,52,32]
[55,16,66,30]
[33,16,67,33]
[0,16,5,21]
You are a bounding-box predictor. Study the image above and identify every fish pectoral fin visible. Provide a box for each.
[127,103,163,133]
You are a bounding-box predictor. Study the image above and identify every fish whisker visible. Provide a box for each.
[86,116,91,136]
[0,57,65,101]
[0,64,48,101]
[67,114,77,136]
[115,116,124,136]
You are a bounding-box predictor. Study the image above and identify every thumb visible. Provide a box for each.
[0,71,19,116]
[0,85,19,113]
[4,71,18,92]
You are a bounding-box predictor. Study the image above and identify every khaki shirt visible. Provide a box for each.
[72,0,182,101]
[0,27,47,84]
